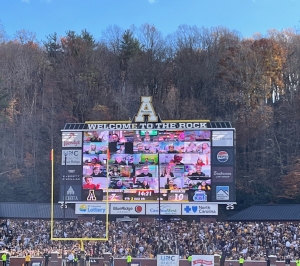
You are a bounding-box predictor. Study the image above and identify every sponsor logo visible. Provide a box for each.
[160,255,177,261]
[157,254,179,266]
[63,186,79,200]
[193,191,207,202]
[193,259,213,265]
[61,150,82,165]
[212,131,233,146]
[63,140,81,147]
[216,186,229,200]
[79,204,87,212]
[62,132,82,147]
[67,186,75,195]
[111,205,143,214]
[149,206,177,214]
[183,205,217,214]
[212,167,234,182]
[135,206,143,213]
[217,151,229,163]
[75,204,106,214]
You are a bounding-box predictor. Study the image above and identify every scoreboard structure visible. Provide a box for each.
[59,97,236,216]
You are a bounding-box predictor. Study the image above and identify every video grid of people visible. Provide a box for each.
[82,130,212,201]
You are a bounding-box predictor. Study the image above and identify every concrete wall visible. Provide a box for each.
[4,254,295,266]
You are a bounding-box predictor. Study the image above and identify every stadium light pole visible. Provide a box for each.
[63,154,67,240]
[158,158,161,255]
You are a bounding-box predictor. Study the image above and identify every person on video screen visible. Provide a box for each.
[114,156,127,165]
[111,133,120,142]
[172,154,184,165]
[114,180,126,189]
[165,179,177,190]
[167,144,178,154]
[201,143,211,154]
[84,143,100,154]
[195,158,205,167]
[120,165,131,177]
[89,131,102,142]
[142,131,152,142]
[140,180,150,189]
[137,166,153,177]
[199,181,211,191]
[109,166,121,177]
[83,176,101,190]
[189,166,206,177]
[91,166,106,177]
[185,142,197,153]
[136,143,145,153]
[160,166,174,178]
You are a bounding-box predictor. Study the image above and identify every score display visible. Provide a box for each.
[61,123,236,204]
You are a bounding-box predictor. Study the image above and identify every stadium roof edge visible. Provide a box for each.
[226,204,300,221]
[0,202,77,219]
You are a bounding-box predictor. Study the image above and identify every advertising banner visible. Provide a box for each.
[62,132,83,147]
[60,184,81,201]
[192,255,214,266]
[215,185,230,201]
[212,131,233,146]
[110,203,145,215]
[157,255,179,266]
[211,167,234,183]
[61,150,82,165]
[145,203,181,215]
[182,203,218,215]
[75,203,107,214]
[130,263,141,266]
[60,165,82,182]
[211,148,234,166]
[212,184,235,202]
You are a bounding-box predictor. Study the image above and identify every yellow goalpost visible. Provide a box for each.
[50,149,109,245]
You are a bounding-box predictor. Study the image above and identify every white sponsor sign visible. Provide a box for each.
[110,203,145,215]
[212,131,233,146]
[75,203,107,214]
[61,150,82,165]
[192,255,214,266]
[62,132,82,147]
[182,203,218,215]
[146,204,181,215]
[157,255,179,266]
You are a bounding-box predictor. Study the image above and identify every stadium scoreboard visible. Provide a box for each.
[60,97,236,213]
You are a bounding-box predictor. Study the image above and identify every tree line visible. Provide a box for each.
[0,24,299,211]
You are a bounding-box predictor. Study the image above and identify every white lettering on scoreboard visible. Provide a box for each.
[87,122,208,130]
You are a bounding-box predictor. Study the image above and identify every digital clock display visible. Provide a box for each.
[137,190,153,197]
[123,189,168,201]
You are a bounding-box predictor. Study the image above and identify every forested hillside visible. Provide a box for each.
[0,24,299,211]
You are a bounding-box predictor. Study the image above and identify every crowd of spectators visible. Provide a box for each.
[0,219,300,261]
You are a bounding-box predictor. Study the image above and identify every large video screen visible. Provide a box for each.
[61,128,235,203]
[80,130,211,202]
